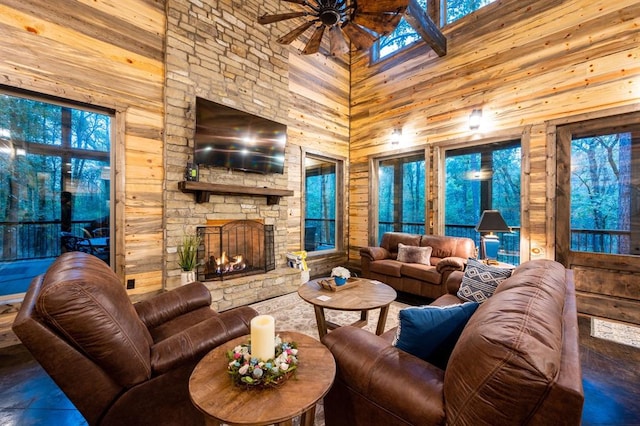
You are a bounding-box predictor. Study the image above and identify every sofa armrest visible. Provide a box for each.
[150,306,257,374]
[135,282,212,329]
[322,326,446,425]
[445,270,465,295]
[435,256,467,273]
[359,246,391,261]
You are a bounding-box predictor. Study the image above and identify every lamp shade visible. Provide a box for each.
[475,210,510,233]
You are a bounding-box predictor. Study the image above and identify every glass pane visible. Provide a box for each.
[376,0,427,60]
[0,92,112,297]
[445,153,481,230]
[305,157,336,252]
[444,142,521,264]
[72,109,110,152]
[0,94,62,146]
[446,0,497,24]
[492,146,521,264]
[378,154,425,242]
[570,132,638,255]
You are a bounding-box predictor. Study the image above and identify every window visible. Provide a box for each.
[445,0,497,25]
[373,0,497,61]
[558,118,640,255]
[0,90,113,298]
[444,141,521,264]
[304,154,343,253]
[377,153,426,242]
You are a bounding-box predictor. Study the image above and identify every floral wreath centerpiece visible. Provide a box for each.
[226,335,299,389]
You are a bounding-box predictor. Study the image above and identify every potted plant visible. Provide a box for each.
[178,234,201,285]
[331,266,351,286]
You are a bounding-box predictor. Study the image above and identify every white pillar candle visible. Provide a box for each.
[250,315,275,361]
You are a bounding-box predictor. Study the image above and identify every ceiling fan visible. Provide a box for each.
[258,0,410,56]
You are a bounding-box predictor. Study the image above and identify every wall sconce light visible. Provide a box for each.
[391,128,402,145]
[469,109,483,130]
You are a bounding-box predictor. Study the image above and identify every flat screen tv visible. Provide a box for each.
[194,97,287,174]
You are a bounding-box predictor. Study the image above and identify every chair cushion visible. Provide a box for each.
[457,258,512,303]
[397,243,432,265]
[36,252,152,388]
[392,302,479,369]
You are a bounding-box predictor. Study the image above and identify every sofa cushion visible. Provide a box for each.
[380,232,422,254]
[397,243,432,265]
[369,259,403,277]
[457,258,512,303]
[392,302,479,369]
[421,235,476,259]
[400,263,441,285]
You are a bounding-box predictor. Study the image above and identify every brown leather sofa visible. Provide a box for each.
[322,259,584,426]
[12,251,258,426]
[360,232,476,299]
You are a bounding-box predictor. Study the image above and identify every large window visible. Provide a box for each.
[0,90,112,298]
[373,0,497,61]
[444,141,521,264]
[559,120,640,255]
[377,153,426,242]
[304,154,343,253]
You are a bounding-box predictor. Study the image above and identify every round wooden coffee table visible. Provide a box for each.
[298,277,397,339]
[189,331,335,426]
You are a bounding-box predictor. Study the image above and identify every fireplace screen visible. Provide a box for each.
[197,220,275,281]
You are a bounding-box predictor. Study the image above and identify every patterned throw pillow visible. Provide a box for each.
[393,302,479,369]
[457,258,512,303]
[397,243,432,265]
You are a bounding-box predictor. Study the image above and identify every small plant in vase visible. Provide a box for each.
[331,266,351,286]
[178,234,201,285]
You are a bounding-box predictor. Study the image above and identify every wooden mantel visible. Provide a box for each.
[178,181,294,205]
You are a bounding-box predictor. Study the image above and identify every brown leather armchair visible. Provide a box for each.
[12,251,258,426]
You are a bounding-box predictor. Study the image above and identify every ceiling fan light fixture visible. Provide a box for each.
[259,0,410,56]
[319,8,342,26]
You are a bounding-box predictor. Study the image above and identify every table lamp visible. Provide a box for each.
[476,210,510,264]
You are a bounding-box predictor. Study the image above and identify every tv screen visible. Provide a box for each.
[194,97,287,174]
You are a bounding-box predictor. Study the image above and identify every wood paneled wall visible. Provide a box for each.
[0,0,166,294]
[349,0,640,323]
[287,49,350,276]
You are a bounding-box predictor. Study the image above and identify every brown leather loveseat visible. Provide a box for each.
[322,259,584,426]
[12,251,258,426]
[360,232,476,299]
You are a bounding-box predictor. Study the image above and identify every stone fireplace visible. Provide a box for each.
[197,220,275,281]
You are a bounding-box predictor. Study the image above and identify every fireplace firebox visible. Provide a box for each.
[197,220,275,281]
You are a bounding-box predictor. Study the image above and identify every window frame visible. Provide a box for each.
[369,148,429,245]
[556,111,640,265]
[0,86,117,302]
[443,139,522,264]
[301,150,345,255]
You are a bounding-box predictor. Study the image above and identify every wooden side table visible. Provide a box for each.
[189,331,335,426]
[297,278,397,339]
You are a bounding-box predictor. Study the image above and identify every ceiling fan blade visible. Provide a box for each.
[258,12,308,25]
[282,0,308,4]
[356,0,409,13]
[341,21,376,50]
[302,25,326,55]
[329,25,350,56]
[353,12,404,35]
[277,20,316,45]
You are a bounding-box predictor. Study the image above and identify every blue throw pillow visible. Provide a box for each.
[392,302,479,369]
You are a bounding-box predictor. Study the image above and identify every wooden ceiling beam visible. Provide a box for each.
[404,0,447,56]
